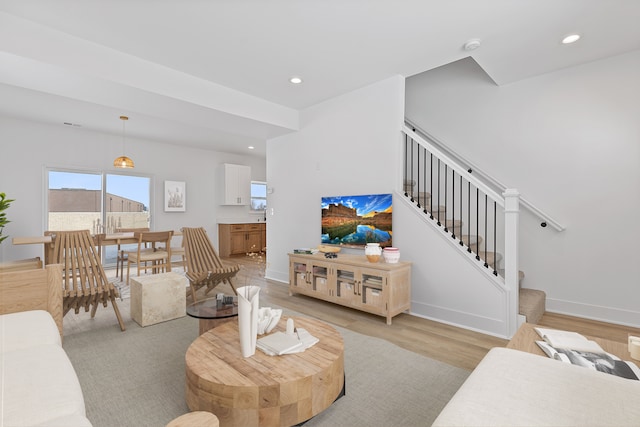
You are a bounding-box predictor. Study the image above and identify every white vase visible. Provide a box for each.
[383,247,400,263]
[365,243,382,263]
[237,285,260,357]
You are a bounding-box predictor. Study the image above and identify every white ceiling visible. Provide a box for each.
[1,1,639,158]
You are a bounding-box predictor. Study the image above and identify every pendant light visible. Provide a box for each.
[113,115,134,168]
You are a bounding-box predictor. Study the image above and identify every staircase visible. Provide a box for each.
[401,124,546,327]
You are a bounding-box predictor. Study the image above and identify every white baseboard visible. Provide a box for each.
[546,298,640,328]
[264,269,288,284]
[410,301,511,339]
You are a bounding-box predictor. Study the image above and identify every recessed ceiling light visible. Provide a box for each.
[562,34,580,44]
[289,76,303,84]
[248,146,255,150]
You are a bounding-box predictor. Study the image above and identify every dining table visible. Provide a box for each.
[12,231,181,265]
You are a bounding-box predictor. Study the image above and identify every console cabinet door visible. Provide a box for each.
[335,266,359,307]
[359,267,387,314]
[290,259,312,291]
[289,258,333,296]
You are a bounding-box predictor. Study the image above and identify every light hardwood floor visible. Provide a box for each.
[91,255,639,372]
[225,254,640,371]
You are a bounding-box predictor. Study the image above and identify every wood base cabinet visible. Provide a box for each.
[219,223,266,257]
[288,253,411,325]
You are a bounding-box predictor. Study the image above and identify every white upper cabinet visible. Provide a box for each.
[220,163,251,205]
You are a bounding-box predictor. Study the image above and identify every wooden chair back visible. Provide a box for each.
[182,227,239,301]
[125,230,173,284]
[45,230,125,331]
[112,227,149,279]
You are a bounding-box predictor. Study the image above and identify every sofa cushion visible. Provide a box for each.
[0,310,61,353]
[0,344,90,427]
[433,347,640,427]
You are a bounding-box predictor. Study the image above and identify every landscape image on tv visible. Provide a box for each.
[321,193,392,248]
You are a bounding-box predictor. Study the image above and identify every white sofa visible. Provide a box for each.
[0,265,92,427]
[432,347,640,427]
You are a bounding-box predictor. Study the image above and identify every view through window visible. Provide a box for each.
[251,181,267,212]
[47,169,151,266]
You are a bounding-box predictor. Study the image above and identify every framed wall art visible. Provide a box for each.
[164,180,186,212]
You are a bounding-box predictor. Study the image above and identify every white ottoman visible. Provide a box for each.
[130,272,187,327]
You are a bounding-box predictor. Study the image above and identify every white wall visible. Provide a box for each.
[0,116,265,262]
[406,51,640,327]
[265,74,517,336]
[265,76,405,282]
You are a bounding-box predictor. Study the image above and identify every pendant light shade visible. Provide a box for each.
[113,155,135,168]
[114,115,134,168]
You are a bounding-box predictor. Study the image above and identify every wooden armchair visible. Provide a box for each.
[182,227,240,302]
[46,230,126,331]
[0,264,63,338]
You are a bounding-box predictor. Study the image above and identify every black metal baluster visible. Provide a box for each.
[484,194,489,268]
[430,153,434,219]
[467,182,472,253]
[423,148,428,214]
[451,169,456,239]
[444,164,448,232]
[493,201,498,276]
[404,134,408,197]
[437,159,441,226]
[410,138,415,202]
[459,175,464,245]
[476,188,480,261]
[416,144,421,208]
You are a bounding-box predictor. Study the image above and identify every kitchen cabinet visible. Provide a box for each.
[220,163,251,205]
[218,223,266,256]
[289,253,411,325]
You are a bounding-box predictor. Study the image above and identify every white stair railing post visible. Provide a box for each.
[503,189,520,337]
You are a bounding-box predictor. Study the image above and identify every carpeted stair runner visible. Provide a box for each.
[519,288,546,324]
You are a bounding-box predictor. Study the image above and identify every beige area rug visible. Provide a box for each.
[63,297,469,427]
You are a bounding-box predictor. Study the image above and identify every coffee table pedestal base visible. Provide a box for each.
[185,317,344,427]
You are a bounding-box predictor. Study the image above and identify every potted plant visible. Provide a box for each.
[0,192,15,244]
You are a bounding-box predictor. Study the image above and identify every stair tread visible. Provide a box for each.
[519,288,546,324]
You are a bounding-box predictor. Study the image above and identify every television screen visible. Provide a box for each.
[321,193,392,248]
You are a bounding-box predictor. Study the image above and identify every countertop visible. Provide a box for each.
[217,219,267,224]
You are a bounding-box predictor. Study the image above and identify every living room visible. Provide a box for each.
[1,2,639,426]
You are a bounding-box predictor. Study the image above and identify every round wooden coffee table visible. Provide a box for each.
[185,316,344,427]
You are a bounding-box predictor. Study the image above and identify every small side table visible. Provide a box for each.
[166,411,219,427]
[186,297,238,335]
[130,272,187,327]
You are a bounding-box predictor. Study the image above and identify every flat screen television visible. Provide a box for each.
[321,193,392,248]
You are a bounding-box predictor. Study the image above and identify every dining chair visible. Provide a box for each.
[182,227,239,302]
[45,230,126,331]
[169,245,186,270]
[125,230,173,285]
[157,234,186,271]
[114,227,150,279]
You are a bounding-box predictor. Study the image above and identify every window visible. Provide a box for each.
[46,168,151,266]
[250,181,267,212]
